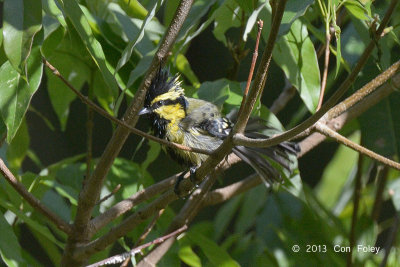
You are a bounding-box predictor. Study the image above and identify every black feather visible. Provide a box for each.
[145,68,178,107]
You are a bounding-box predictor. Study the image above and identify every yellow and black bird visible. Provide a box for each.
[139,68,299,193]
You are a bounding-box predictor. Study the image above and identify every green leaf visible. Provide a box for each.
[115,0,164,74]
[45,52,89,130]
[117,0,148,20]
[0,211,26,267]
[315,131,360,208]
[2,0,42,76]
[235,186,267,235]
[6,119,29,171]
[278,0,314,36]
[0,199,64,248]
[197,79,231,108]
[0,46,43,143]
[60,0,118,93]
[273,19,320,113]
[178,245,202,267]
[214,196,242,241]
[187,230,240,267]
[344,0,368,20]
[359,93,400,158]
[212,0,241,46]
[243,3,266,42]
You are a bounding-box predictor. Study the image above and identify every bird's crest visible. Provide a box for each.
[145,68,184,106]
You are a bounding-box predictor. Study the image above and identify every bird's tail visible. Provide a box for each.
[231,116,300,186]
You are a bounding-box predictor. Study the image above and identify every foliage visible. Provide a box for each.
[0,0,400,266]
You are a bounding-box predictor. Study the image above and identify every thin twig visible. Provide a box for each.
[234,1,287,134]
[96,184,121,205]
[89,154,241,237]
[43,60,211,157]
[75,191,178,259]
[238,19,263,117]
[315,122,400,170]
[233,0,398,148]
[137,174,218,266]
[346,154,364,267]
[86,225,187,267]
[317,31,331,110]
[298,62,400,156]
[121,209,165,267]
[0,158,72,234]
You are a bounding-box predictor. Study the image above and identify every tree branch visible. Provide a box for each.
[0,158,72,234]
[233,0,398,148]
[317,30,331,110]
[315,122,400,170]
[137,173,219,266]
[86,225,187,267]
[233,0,288,134]
[62,1,195,265]
[299,62,400,156]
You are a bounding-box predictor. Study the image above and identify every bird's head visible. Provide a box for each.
[139,68,187,122]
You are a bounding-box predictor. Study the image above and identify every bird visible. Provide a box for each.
[139,68,300,194]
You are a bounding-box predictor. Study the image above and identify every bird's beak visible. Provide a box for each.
[139,107,151,115]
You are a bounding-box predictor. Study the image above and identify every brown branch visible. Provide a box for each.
[298,61,400,156]
[81,154,241,256]
[202,174,260,206]
[315,122,400,170]
[233,0,398,148]
[120,209,165,267]
[137,174,218,266]
[238,19,263,116]
[0,158,72,234]
[317,31,331,110]
[269,85,296,114]
[90,174,177,236]
[61,0,195,265]
[43,60,211,157]
[86,225,187,267]
[233,0,288,134]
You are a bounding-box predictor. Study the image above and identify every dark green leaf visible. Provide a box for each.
[115,0,164,73]
[45,53,89,130]
[187,230,240,267]
[214,196,242,241]
[360,92,400,158]
[279,0,313,36]
[0,199,64,248]
[60,0,118,92]
[0,211,25,267]
[0,45,43,143]
[6,119,29,171]
[212,0,241,46]
[3,0,42,76]
[273,19,320,113]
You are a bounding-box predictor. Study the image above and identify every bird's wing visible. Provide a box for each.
[180,98,231,137]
